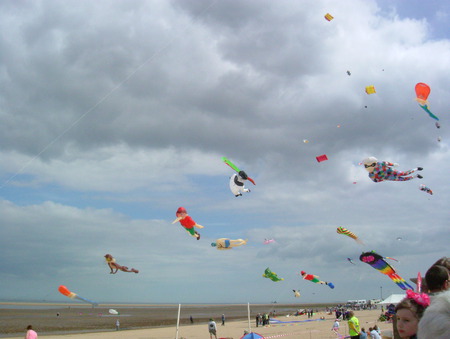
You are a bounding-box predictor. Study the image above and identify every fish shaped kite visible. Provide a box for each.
[58,285,98,306]
[104,254,139,274]
[263,268,284,282]
[363,157,423,182]
[222,157,255,197]
[359,251,413,290]
[211,238,247,250]
[300,271,335,289]
[419,184,433,195]
[337,227,363,244]
[172,207,204,240]
[415,83,439,121]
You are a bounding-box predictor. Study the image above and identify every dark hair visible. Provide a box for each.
[425,264,449,292]
[26,325,33,330]
[395,297,427,320]
[432,257,450,270]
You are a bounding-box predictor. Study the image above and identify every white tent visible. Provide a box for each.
[379,294,406,305]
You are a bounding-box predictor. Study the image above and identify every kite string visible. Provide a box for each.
[0,0,218,190]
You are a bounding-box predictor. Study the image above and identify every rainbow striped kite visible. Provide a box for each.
[337,226,363,244]
[359,252,413,290]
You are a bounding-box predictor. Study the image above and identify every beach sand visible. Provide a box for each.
[0,305,394,339]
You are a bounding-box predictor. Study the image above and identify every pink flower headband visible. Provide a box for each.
[406,289,430,307]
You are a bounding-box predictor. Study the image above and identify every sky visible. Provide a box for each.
[0,0,449,305]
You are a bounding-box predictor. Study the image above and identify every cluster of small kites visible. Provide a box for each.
[57,12,440,306]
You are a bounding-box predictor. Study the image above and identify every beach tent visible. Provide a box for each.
[379,294,406,305]
[240,332,265,339]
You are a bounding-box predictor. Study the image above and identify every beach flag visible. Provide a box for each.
[316,154,328,163]
[365,85,376,94]
[324,13,334,21]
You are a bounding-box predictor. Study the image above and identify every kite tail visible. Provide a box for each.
[389,273,414,291]
[75,295,98,306]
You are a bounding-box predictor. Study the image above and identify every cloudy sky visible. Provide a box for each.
[0,0,448,305]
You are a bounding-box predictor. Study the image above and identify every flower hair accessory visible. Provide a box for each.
[406,289,430,307]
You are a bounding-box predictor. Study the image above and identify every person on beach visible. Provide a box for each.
[331,318,340,334]
[395,290,429,338]
[360,327,368,339]
[347,311,360,339]
[115,319,120,331]
[208,318,218,339]
[221,314,225,325]
[190,315,194,324]
[25,325,37,339]
[369,327,381,339]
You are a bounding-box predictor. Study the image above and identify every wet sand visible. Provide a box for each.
[0,304,394,338]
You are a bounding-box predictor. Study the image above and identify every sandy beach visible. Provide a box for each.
[0,304,394,339]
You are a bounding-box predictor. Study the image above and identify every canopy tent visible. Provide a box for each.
[379,294,406,305]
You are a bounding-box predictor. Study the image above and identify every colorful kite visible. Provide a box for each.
[365,85,376,94]
[415,83,439,121]
[419,184,433,195]
[363,157,423,182]
[359,251,413,290]
[337,227,363,244]
[58,285,98,306]
[324,13,334,21]
[172,207,204,240]
[263,268,284,282]
[316,154,328,162]
[211,238,247,250]
[293,290,301,297]
[104,254,139,274]
[263,238,275,244]
[222,157,255,197]
[300,271,334,289]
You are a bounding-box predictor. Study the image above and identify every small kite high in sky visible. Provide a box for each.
[324,13,334,21]
[337,227,364,244]
[104,254,139,274]
[300,271,335,289]
[222,157,255,197]
[316,154,328,163]
[419,184,433,195]
[172,207,204,240]
[58,285,98,306]
[293,289,301,297]
[263,238,275,244]
[365,85,376,94]
[263,268,284,282]
[211,238,247,250]
[363,157,423,182]
[415,83,439,121]
[347,258,356,265]
[359,251,413,290]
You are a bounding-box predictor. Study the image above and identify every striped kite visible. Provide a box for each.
[359,251,413,290]
[337,227,363,244]
[58,285,98,306]
[415,83,439,121]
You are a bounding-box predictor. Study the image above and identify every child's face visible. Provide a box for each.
[396,308,419,338]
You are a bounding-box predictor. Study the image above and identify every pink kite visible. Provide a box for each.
[263,238,275,244]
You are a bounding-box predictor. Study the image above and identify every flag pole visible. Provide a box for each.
[248,302,252,332]
[175,303,181,339]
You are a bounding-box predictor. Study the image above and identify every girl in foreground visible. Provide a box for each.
[395,290,429,339]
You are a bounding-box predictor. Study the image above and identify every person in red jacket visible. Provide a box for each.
[172,207,204,240]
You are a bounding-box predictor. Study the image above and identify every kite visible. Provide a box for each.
[222,157,255,197]
[263,268,284,282]
[211,238,247,250]
[347,258,356,265]
[359,251,413,290]
[104,254,139,274]
[172,207,204,240]
[419,184,433,195]
[337,227,363,244]
[300,271,334,289]
[293,290,301,297]
[347,70,351,76]
[263,238,275,244]
[436,122,440,129]
[415,83,439,121]
[109,309,119,315]
[324,13,334,21]
[303,139,309,143]
[363,157,423,182]
[58,285,98,306]
[316,154,328,162]
[437,136,442,142]
[365,85,376,94]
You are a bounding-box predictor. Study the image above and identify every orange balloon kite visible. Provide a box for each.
[415,83,430,105]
